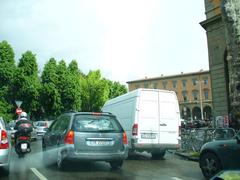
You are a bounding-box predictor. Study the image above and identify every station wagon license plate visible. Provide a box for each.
[88,140,113,146]
[141,133,156,139]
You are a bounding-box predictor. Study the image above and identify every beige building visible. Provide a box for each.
[127,70,213,121]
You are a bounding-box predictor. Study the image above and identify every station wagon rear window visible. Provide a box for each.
[73,115,123,132]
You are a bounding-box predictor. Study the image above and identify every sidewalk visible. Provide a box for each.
[168,150,199,162]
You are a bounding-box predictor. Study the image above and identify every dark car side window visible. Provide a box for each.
[49,115,70,134]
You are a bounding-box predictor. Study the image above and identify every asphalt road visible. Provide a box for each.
[1,139,205,180]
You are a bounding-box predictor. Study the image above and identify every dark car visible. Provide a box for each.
[199,130,240,179]
[42,112,129,170]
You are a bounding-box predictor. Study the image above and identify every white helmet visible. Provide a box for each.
[20,112,27,119]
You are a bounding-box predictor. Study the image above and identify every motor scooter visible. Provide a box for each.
[15,123,32,158]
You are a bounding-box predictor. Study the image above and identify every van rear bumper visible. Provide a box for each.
[132,143,180,152]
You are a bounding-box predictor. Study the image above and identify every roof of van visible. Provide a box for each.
[103,88,175,107]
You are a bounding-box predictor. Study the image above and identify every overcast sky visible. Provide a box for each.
[0,0,208,84]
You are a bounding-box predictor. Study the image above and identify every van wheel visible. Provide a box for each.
[110,160,123,169]
[151,150,166,160]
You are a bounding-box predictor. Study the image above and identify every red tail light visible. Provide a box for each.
[18,136,30,140]
[178,126,181,136]
[64,130,74,144]
[122,131,128,145]
[0,130,9,149]
[132,123,138,136]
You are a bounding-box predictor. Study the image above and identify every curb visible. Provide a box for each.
[168,150,199,162]
[175,152,199,162]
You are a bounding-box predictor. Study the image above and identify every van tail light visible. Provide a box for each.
[64,130,74,144]
[132,123,138,136]
[178,125,181,136]
[0,130,9,149]
[122,131,128,145]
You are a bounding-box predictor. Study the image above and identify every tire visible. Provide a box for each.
[42,148,51,167]
[151,150,166,160]
[1,165,10,176]
[110,160,123,169]
[199,152,222,179]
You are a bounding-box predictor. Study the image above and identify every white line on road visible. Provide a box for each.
[171,177,184,180]
[30,168,48,180]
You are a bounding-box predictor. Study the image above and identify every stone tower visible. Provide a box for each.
[200,0,230,119]
[201,0,240,128]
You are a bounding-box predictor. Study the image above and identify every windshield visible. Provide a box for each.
[73,115,122,132]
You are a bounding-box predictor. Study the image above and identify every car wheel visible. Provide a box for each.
[1,165,10,176]
[199,152,222,179]
[42,147,50,166]
[151,150,166,160]
[110,160,123,169]
[57,151,65,170]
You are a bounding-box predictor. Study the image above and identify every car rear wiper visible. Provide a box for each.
[98,129,118,133]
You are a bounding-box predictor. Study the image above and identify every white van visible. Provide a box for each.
[102,88,181,159]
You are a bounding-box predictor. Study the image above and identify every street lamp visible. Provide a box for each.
[196,80,204,120]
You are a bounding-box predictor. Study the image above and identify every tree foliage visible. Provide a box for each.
[41,58,61,117]
[14,51,41,119]
[81,70,109,112]
[0,40,16,121]
[0,41,128,121]
[105,79,127,99]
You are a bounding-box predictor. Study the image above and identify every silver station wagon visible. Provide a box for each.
[42,112,129,170]
[0,118,11,176]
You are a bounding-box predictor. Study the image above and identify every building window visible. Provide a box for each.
[182,91,188,102]
[153,83,158,89]
[204,90,209,100]
[192,90,198,101]
[182,80,187,88]
[172,80,177,89]
[203,79,208,85]
[192,78,197,86]
[162,81,167,89]
[135,84,140,89]
[144,83,149,88]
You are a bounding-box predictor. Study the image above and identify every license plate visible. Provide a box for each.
[88,141,112,146]
[141,133,156,139]
[21,143,27,150]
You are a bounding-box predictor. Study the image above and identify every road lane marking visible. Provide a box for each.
[171,177,184,180]
[30,168,48,180]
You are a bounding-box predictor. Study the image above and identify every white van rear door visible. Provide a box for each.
[137,90,159,144]
[159,92,179,145]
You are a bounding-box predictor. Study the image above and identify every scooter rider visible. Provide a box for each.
[14,112,33,145]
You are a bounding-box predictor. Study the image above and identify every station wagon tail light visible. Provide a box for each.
[0,130,9,149]
[132,123,138,136]
[122,131,128,145]
[64,130,74,144]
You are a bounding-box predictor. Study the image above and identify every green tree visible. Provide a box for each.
[13,51,41,119]
[105,79,127,99]
[0,40,16,120]
[81,70,109,112]
[64,60,82,111]
[41,58,62,117]
[56,60,68,112]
